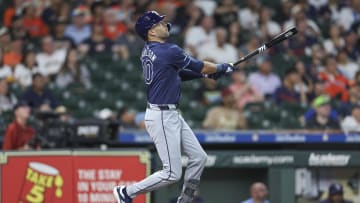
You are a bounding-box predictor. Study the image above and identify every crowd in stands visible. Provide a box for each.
[1,0,360,150]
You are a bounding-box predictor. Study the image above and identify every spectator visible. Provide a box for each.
[273,68,307,105]
[288,18,318,57]
[228,21,246,47]
[323,24,345,56]
[338,71,360,116]
[3,0,23,27]
[213,0,239,28]
[172,0,204,35]
[2,102,36,150]
[53,18,75,49]
[118,107,136,129]
[2,38,23,68]
[0,49,12,80]
[283,4,320,37]
[318,183,353,203]
[135,112,146,129]
[337,0,360,32]
[198,27,238,63]
[8,15,29,41]
[55,48,91,89]
[103,8,127,41]
[90,1,105,24]
[21,73,59,111]
[194,0,216,17]
[351,70,360,98]
[305,95,340,130]
[36,36,67,77]
[238,0,260,31]
[248,56,281,98]
[41,0,70,27]
[273,0,293,25]
[308,44,326,76]
[238,35,262,66]
[64,8,91,45]
[307,79,327,103]
[80,23,114,56]
[229,70,263,110]
[116,20,144,57]
[0,77,17,112]
[294,60,314,97]
[194,77,222,106]
[258,6,281,39]
[117,0,135,22]
[341,104,360,133]
[241,182,270,203]
[342,30,360,62]
[203,88,247,130]
[22,2,49,38]
[0,26,11,50]
[184,16,216,56]
[14,51,39,88]
[307,0,331,19]
[336,49,359,80]
[318,57,349,102]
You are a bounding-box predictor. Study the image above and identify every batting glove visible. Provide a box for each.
[208,63,235,80]
[216,63,235,74]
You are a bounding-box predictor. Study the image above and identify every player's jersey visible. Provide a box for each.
[140,42,204,104]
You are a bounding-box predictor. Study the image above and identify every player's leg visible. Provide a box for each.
[176,115,207,203]
[125,109,183,198]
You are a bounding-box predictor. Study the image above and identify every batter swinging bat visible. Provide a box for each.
[232,27,298,66]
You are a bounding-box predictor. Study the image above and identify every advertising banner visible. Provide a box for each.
[0,151,150,203]
[178,151,360,168]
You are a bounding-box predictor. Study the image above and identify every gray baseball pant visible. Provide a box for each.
[126,107,207,202]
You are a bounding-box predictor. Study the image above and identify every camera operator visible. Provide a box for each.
[2,101,40,150]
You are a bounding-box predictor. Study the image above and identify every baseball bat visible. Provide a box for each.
[232,27,298,66]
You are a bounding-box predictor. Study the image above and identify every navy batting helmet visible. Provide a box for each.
[135,11,171,40]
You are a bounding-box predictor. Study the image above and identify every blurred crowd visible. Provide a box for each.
[0,0,360,150]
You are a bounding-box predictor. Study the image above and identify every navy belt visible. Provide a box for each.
[147,103,178,110]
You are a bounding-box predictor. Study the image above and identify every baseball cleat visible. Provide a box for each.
[113,186,132,203]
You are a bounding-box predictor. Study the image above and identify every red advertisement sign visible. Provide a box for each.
[1,151,150,203]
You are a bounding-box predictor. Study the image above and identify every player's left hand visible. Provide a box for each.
[210,63,235,80]
[216,63,235,74]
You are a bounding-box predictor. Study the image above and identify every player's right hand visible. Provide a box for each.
[207,72,223,80]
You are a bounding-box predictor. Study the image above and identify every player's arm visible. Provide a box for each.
[201,61,228,74]
[172,45,234,80]
[179,62,233,81]
[179,69,204,81]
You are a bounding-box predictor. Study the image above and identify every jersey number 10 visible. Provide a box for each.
[142,57,153,85]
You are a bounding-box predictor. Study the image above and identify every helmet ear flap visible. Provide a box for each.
[166,23,171,32]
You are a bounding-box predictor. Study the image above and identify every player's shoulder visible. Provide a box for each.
[156,43,184,57]
[164,43,183,52]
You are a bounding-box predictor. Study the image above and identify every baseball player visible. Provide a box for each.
[113,11,234,203]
